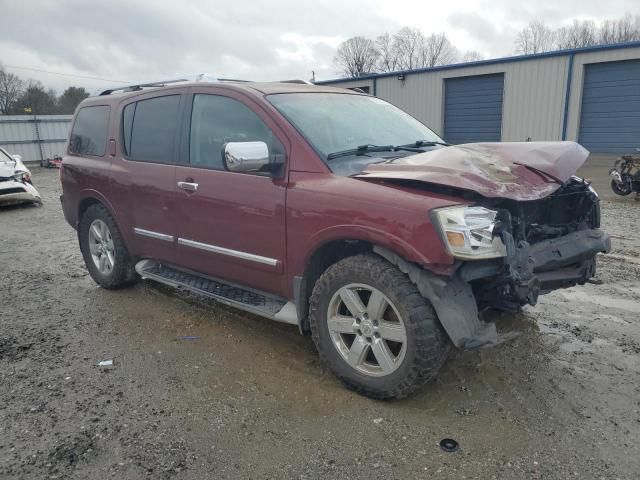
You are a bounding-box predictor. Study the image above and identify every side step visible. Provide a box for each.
[135,260,298,325]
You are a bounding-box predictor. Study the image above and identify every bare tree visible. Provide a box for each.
[515,21,554,54]
[555,19,597,49]
[613,13,640,42]
[0,66,24,114]
[392,27,425,70]
[334,36,379,77]
[421,33,459,67]
[599,19,618,44]
[376,33,398,72]
[462,50,484,62]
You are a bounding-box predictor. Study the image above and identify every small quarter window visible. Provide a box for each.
[69,106,110,156]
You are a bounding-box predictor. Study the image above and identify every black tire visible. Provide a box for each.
[78,204,136,289]
[611,178,632,196]
[309,253,451,399]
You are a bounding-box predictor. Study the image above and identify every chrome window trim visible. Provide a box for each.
[177,238,278,267]
[134,228,175,242]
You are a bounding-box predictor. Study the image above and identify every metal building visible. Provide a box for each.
[316,42,640,153]
[0,115,72,162]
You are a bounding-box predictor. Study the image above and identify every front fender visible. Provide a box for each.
[298,224,454,277]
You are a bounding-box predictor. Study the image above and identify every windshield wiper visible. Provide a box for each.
[399,140,451,148]
[327,143,425,161]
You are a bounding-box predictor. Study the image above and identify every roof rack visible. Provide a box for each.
[99,78,189,95]
[278,79,312,84]
[98,75,313,96]
[97,73,253,96]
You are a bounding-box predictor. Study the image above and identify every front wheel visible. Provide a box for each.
[611,178,633,196]
[309,253,450,399]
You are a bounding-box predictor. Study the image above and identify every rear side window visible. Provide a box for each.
[69,106,109,156]
[124,95,180,163]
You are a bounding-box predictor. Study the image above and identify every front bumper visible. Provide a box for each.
[376,230,609,350]
[460,228,611,311]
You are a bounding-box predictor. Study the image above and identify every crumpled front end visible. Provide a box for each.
[0,179,42,206]
[378,176,610,350]
[460,176,610,312]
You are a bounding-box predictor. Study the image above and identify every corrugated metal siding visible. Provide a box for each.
[565,46,640,144]
[578,59,640,153]
[443,74,504,143]
[0,115,71,162]
[373,57,568,141]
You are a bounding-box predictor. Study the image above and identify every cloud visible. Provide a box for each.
[0,0,639,91]
[0,0,394,91]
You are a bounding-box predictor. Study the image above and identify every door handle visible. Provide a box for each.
[177,181,198,192]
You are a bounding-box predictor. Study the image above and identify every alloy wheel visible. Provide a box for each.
[88,219,115,275]
[327,283,407,377]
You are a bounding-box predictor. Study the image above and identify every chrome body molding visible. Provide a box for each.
[134,227,174,242]
[177,238,279,267]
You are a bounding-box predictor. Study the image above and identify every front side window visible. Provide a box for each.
[189,94,281,170]
[125,95,181,163]
[69,105,110,156]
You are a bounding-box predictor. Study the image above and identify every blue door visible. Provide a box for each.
[443,73,504,144]
[578,59,640,154]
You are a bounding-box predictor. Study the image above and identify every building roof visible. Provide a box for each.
[315,40,640,85]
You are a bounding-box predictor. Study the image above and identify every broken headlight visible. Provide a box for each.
[13,171,31,183]
[432,206,507,260]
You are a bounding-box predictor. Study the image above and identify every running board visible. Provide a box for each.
[135,260,298,325]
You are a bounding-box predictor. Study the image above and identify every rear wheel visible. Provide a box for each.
[78,204,136,289]
[309,253,450,399]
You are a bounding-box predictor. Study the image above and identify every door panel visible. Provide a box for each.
[174,167,287,294]
[113,161,177,263]
[173,90,289,296]
[109,92,183,264]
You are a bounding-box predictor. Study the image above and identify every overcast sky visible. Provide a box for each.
[0,0,638,93]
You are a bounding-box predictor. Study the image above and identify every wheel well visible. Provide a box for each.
[77,197,100,224]
[298,239,373,333]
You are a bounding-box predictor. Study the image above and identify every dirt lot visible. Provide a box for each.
[1,163,639,479]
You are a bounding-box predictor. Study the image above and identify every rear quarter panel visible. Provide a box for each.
[61,155,114,227]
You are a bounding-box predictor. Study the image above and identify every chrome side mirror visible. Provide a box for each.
[223,141,270,173]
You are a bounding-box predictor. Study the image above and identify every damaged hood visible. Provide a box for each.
[356,141,589,201]
[0,160,17,179]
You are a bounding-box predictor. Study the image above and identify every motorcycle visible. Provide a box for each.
[609,149,640,197]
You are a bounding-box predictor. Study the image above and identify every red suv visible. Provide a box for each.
[60,78,610,398]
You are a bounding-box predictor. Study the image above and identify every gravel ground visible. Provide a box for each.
[1,164,639,479]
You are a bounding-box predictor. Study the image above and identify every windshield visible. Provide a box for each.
[267,93,442,169]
